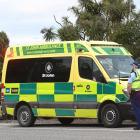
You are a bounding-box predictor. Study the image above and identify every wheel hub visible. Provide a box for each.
[20,111,29,122]
[105,110,116,122]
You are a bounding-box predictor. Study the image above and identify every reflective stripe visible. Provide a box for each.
[67,43,72,53]
[16,47,20,56]
[6,108,14,116]
[132,88,140,91]
[133,79,140,82]
[4,81,127,118]
[20,83,36,94]
[75,109,97,118]
[54,95,74,102]
[37,108,56,117]
[132,69,140,91]
[5,102,98,109]
[55,109,74,116]
[37,83,54,95]
[19,95,37,102]
[64,43,68,53]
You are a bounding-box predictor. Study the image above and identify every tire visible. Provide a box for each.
[101,104,122,128]
[58,118,74,125]
[17,105,36,127]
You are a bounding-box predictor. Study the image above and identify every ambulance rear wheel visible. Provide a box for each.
[58,118,74,125]
[17,105,36,127]
[101,104,122,128]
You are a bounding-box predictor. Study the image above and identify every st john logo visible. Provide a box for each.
[45,62,53,73]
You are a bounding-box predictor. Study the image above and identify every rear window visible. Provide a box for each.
[6,57,72,83]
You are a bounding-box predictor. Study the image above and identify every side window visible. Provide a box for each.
[6,59,34,83]
[30,57,72,82]
[6,57,72,83]
[78,57,93,80]
[78,56,106,83]
[92,61,106,83]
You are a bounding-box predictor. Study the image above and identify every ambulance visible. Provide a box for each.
[1,41,134,127]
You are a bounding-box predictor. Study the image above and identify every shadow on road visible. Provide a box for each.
[34,123,136,128]
[11,123,136,128]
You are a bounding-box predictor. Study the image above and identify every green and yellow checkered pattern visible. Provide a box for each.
[4,82,128,118]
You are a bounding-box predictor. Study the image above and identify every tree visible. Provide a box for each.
[57,16,80,41]
[41,0,140,58]
[0,31,9,60]
[70,0,107,40]
[58,25,80,41]
[40,27,56,41]
[101,0,135,40]
[41,0,136,41]
[112,12,140,58]
[0,31,9,79]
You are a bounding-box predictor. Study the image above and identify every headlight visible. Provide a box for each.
[123,88,127,92]
[122,88,128,94]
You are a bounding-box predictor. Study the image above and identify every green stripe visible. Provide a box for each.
[102,47,124,55]
[91,44,121,47]
[133,79,140,82]
[23,48,64,55]
[74,43,89,52]
[16,47,20,56]
[38,95,54,102]
[4,95,19,102]
[103,82,116,94]
[97,83,102,94]
[55,83,73,94]
[22,44,64,55]
[75,95,97,102]
[92,48,102,54]
[116,94,128,102]
[20,83,36,94]
[55,109,74,116]
[67,43,72,53]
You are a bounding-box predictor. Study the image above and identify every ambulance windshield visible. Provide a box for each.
[97,55,134,78]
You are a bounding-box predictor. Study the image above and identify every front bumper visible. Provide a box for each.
[118,102,135,120]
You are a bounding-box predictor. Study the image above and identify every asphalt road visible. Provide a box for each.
[0,119,140,140]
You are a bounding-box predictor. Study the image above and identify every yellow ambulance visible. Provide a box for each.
[1,41,134,127]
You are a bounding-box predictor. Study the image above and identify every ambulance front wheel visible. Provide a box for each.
[17,105,36,127]
[101,104,122,128]
[58,118,74,125]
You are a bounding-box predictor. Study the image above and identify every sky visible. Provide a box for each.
[0,0,140,45]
